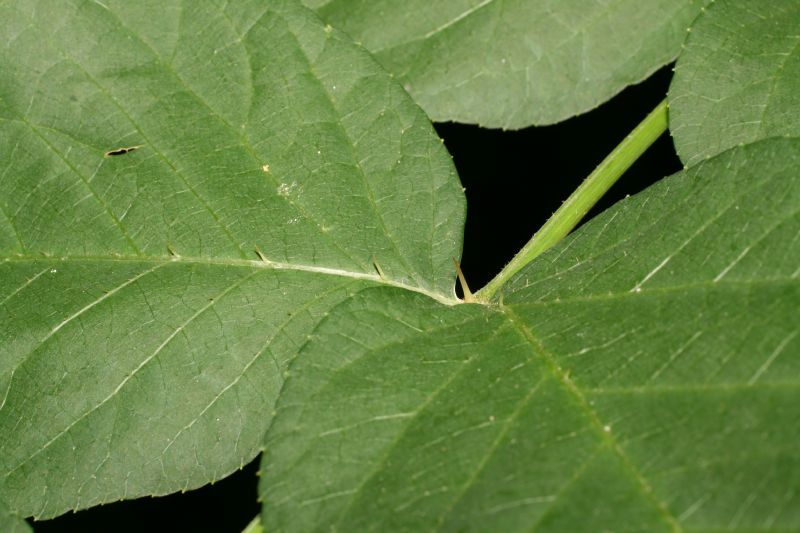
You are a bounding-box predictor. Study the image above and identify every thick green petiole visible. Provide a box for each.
[475,98,669,302]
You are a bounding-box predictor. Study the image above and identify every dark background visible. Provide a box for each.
[32,65,681,532]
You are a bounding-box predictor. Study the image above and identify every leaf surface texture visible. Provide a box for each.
[261,139,800,531]
[0,0,464,518]
[669,0,800,165]
[309,0,709,128]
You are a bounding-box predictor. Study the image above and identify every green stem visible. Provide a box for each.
[475,98,669,302]
[242,515,263,533]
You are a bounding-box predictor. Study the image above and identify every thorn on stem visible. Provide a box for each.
[372,256,386,279]
[453,258,474,303]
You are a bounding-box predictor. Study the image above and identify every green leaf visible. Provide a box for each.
[0,497,30,533]
[308,0,709,128]
[0,0,463,519]
[260,138,800,530]
[669,0,800,165]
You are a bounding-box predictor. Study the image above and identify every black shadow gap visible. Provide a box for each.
[31,458,260,533]
[436,65,682,294]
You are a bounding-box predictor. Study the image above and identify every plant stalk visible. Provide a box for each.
[475,98,669,302]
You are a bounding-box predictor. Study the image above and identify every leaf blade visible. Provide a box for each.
[310,0,709,128]
[0,0,464,518]
[260,138,800,530]
[0,497,29,533]
[669,0,800,165]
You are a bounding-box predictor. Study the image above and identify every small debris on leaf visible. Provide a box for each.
[104,145,143,157]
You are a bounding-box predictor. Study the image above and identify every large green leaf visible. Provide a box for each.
[261,138,800,530]
[0,0,464,519]
[669,0,800,165]
[307,0,709,128]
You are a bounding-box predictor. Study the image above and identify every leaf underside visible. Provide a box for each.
[308,0,710,128]
[669,0,800,165]
[0,0,464,519]
[0,0,798,530]
[0,498,29,533]
[261,138,800,531]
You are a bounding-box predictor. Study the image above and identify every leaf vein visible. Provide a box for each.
[502,305,681,531]
[2,268,261,479]
[159,278,360,457]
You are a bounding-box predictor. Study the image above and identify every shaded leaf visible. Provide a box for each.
[0,0,463,518]
[309,0,709,128]
[261,138,800,531]
[669,0,800,165]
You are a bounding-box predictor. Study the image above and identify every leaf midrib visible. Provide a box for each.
[20,1,441,281]
[274,297,684,529]
[0,255,459,306]
[7,253,795,310]
[501,305,682,531]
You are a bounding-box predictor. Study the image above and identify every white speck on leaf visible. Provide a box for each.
[277,181,298,197]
